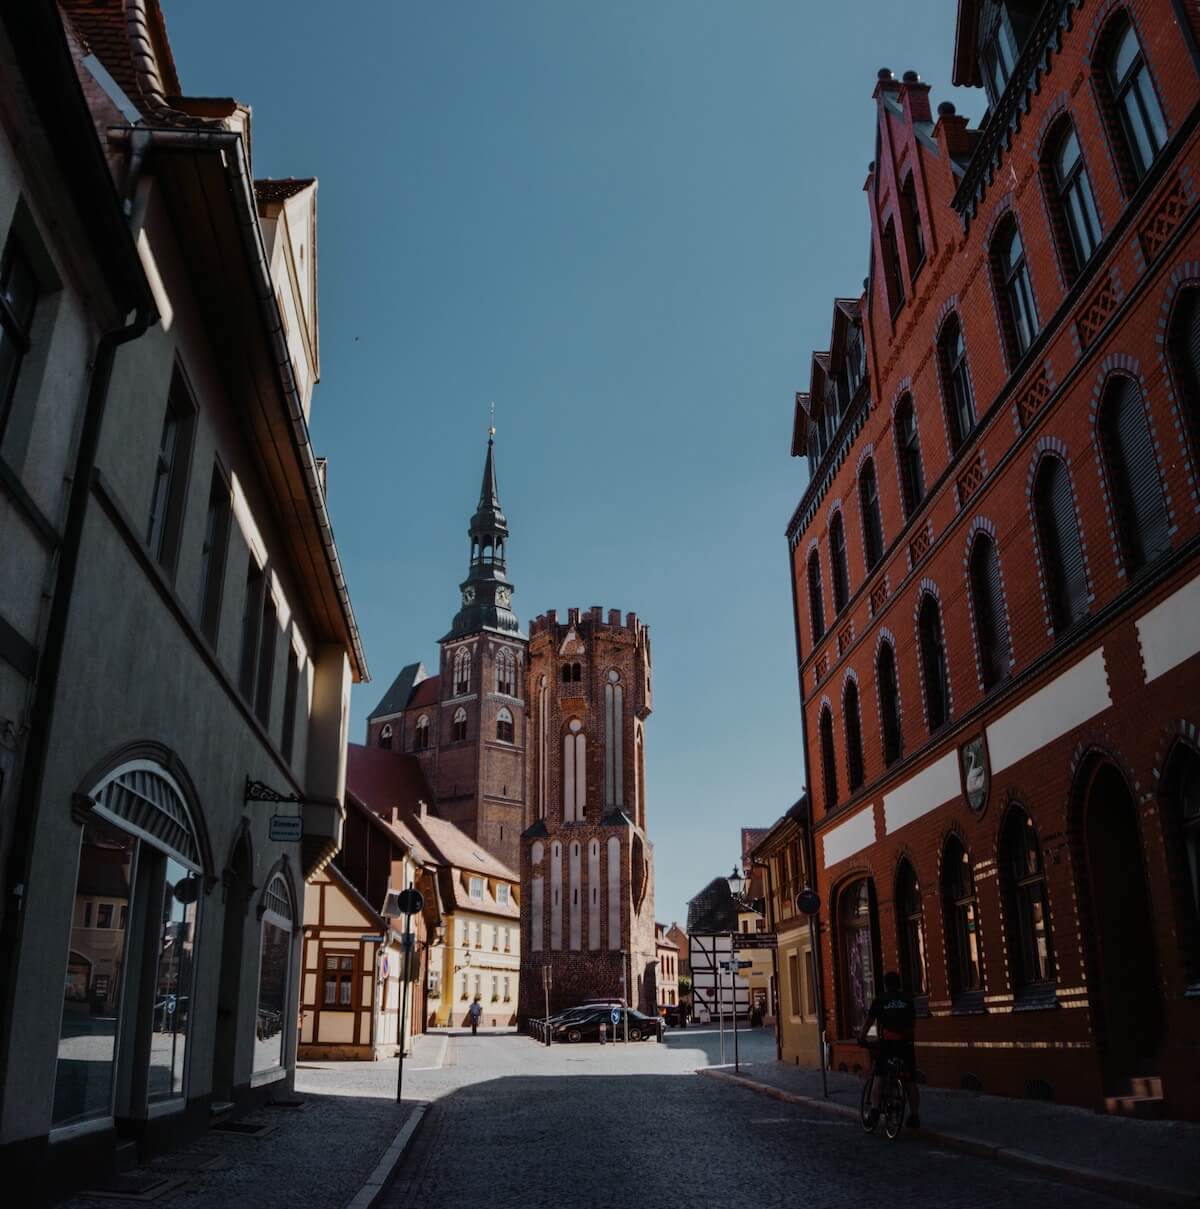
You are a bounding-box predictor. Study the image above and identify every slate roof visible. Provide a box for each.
[686,876,740,934]
[254,177,314,204]
[368,662,427,720]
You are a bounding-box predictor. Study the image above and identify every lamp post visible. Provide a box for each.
[381,883,424,1104]
[726,865,748,1074]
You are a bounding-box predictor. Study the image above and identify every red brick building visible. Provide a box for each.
[517,607,658,1019]
[786,0,1200,1117]
[366,435,528,870]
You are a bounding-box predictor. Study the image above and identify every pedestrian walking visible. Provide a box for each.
[468,997,482,1036]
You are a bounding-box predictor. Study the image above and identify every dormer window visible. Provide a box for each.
[470,877,484,900]
[981,8,1020,108]
[497,884,510,905]
[846,327,864,397]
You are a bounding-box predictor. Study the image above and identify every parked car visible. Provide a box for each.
[554,1007,662,1043]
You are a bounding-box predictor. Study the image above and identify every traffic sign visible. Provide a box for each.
[723,959,753,970]
[796,887,821,916]
[610,1007,621,1025]
[269,815,303,842]
[395,887,424,916]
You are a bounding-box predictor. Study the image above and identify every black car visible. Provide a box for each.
[554,1007,662,1043]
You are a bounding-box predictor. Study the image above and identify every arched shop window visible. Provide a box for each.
[838,878,879,1038]
[255,873,295,1074]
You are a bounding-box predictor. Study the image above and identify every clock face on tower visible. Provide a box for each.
[462,586,475,605]
[496,587,512,607]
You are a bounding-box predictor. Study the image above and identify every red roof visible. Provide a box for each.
[406,675,441,709]
[346,743,433,817]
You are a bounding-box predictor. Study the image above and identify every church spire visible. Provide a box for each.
[443,429,523,641]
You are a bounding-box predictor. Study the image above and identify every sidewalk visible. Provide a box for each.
[699,1060,1200,1206]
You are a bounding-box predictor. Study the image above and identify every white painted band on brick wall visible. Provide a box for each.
[986,647,1110,774]
[883,751,959,835]
[822,807,877,869]
[1135,571,1200,683]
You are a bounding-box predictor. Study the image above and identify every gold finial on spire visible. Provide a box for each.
[488,400,496,440]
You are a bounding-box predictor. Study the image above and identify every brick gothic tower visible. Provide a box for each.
[367,434,528,870]
[518,607,656,1021]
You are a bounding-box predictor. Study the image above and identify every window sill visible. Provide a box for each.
[250,1067,287,1089]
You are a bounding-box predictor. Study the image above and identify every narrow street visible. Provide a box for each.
[352,1029,1135,1209]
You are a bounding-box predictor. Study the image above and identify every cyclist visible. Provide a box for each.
[856,970,920,1130]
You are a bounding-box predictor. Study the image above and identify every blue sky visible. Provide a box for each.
[164,1,982,926]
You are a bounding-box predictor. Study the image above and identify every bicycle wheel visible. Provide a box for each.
[882,1076,906,1140]
[859,1074,878,1132]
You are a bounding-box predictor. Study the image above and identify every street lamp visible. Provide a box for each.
[726,865,748,897]
[725,864,750,1073]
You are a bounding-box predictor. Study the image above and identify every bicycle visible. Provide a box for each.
[859,1043,908,1140]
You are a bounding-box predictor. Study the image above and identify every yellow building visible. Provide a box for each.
[749,800,821,1067]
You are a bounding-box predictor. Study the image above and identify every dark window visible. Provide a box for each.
[939,315,975,451]
[858,458,884,572]
[96,903,113,929]
[1098,375,1170,574]
[281,644,300,761]
[454,649,471,695]
[999,809,1055,992]
[846,327,865,397]
[1033,456,1088,633]
[322,953,355,1009]
[198,468,231,643]
[1167,286,1200,463]
[807,550,825,642]
[895,860,927,998]
[496,709,514,744]
[918,594,950,732]
[895,395,924,517]
[844,680,865,793]
[452,709,467,743]
[942,837,982,998]
[830,513,850,614]
[981,8,1019,108]
[900,176,925,277]
[255,593,277,728]
[839,879,879,1037]
[969,534,1012,689]
[992,217,1038,364]
[561,663,571,684]
[0,237,38,443]
[819,707,838,813]
[1045,120,1102,280]
[238,558,266,700]
[1104,17,1168,185]
[413,716,429,750]
[1162,742,1200,978]
[571,662,582,683]
[378,723,393,750]
[877,641,902,767]
[146,373,194,576]
[882,219,905,315]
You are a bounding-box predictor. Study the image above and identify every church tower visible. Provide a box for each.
[367,433,528,870]
[518,607,657,1021]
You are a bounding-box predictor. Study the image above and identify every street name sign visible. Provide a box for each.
[359,933,386,943]
[733,933,777,950]
[268,815,303,842]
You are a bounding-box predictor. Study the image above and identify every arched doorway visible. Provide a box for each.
[1080,760,1164,1088]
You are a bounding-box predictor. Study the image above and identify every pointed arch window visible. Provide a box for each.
[939,315,975,452]
[895,395,924,518]
[1033,456,1088,634]
[969,534,1012,690]
[900,175,925,278]
[604,670,624,808]
[562,662,582,684]
[451,707,467,743]
[1098,375,1170,575]
[876,641,902,767]
[1167,286,1200,465]
[858,458,884,572]
[1043,119,1102,282]
[378,722,393,750]
[942,837,982,1000]
[413,716,429,751]
[496,707,514,744]
[844,680,865,793]
[807,550,826,643]
[496,647,516,696]
[895,860,927,999]
[999,809,1054,993]
[992,216,1038,365]
[1162,742,1200,978]
[453,648,472,696]
[918,594,950,732]
[829,512,850,614]
[563,719,586,822]
[819,706,838,813]
[1100,14,1167,187]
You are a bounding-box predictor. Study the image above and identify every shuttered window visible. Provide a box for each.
[918,594,950,732]
[1168,287,1200,464]
[844,680,865,793]
[895,395,924,517]
[969,534,1012,690]
[807,550,826,642]
[1098,375,1170,574]
[1034,456,1088,634]
[877,642,902,767]
[940,315,975,451]
[859,459,884,571]
[830,513,850,614]
[819,707,838,813]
